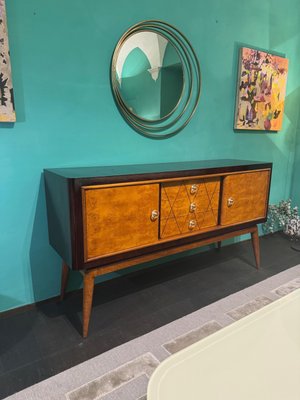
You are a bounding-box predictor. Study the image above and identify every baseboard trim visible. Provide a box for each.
[0,294,62,318]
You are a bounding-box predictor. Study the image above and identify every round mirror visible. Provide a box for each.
[115,31,184,121]
[111,20,201,138]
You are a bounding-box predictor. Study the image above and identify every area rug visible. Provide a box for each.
[5,265,300,400]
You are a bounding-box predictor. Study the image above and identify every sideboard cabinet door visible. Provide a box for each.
[220,170,270,226]
[82,184,159,260]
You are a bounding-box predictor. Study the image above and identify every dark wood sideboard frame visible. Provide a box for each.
[44,160,272,337]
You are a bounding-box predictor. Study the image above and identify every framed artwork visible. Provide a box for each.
[0,0,16,122]
[234,47,288,131]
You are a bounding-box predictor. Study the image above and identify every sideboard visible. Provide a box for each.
[44,160,272,337]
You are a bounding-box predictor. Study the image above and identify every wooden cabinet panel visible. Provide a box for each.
[220,170,270,226]
[82,184,159,260]
[160,178,220,238]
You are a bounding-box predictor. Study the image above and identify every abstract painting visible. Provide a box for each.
[0,0,16,122]
[234,47,288,131]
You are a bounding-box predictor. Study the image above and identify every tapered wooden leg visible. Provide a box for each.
[82,272,95,338]
[217,241,222,250]
[251,226,260,269]
[60,261,69,301]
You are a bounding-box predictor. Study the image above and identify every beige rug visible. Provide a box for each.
[5,265,300,400]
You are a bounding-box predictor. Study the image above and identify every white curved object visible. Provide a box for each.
[148,289,300,400]
[116,31,168,84]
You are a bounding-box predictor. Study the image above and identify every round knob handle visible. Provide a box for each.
[188,220,197,230]
[150,210,159,221]
[227,197,234,207]
[190,184,198,194]
[190,202,197,212]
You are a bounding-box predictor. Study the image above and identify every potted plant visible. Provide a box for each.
[263,199,300,241]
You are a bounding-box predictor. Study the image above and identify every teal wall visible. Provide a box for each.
[291,106,300,204]
[1,0,300,312]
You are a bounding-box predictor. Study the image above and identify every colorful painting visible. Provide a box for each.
[0,0,16,122]
[234,47,288,131]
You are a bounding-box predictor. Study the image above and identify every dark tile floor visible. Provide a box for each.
[0,233,299,398]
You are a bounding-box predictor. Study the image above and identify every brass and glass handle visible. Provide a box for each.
[150,210,159,221]
[227,197,234,207]
[190,202,197,212]
[188,219,197,230]
[190,184,198,194]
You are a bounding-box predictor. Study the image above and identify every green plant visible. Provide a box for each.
[263,199,299,234]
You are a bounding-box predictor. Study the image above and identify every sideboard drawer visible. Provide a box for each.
[82,184,159,260]
[220,170,270,226]
[160,177,220,238]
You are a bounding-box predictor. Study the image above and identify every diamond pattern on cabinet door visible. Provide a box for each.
[160,178,220,239]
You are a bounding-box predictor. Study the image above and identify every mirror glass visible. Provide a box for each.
[115,31,184,121]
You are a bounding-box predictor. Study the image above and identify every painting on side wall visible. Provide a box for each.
[234,47,288,131]
[0,0,16,122]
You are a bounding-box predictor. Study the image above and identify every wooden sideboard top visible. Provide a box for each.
[44,159,272,180]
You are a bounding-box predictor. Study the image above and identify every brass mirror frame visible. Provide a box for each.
[111,20,201,138]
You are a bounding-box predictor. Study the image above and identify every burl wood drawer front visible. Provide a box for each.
[220,170,270,226]
[160,178,220,239]
[82,184,159,260]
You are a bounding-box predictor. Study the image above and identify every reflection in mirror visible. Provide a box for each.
[115,32,184,121]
